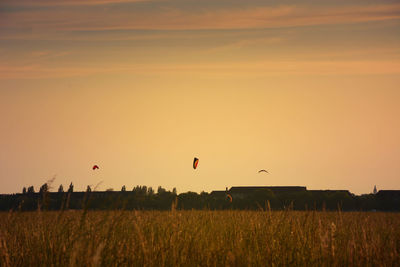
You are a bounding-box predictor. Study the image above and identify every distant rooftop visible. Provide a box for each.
[209,187,359,196]
[308,190,352,196]
[229,186,307,193]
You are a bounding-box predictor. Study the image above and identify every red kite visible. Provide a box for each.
[226,194,233,203]
[258,170,269,174]
[193,157,199,169]
[92,165,99,170]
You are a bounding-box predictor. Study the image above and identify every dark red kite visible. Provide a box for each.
[226,194,233,203]
[193,157,199,169]
[92,165,99,170]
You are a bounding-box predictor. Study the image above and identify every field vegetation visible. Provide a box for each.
[1,209,399,266]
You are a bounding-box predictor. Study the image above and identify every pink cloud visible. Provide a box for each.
[1,4,399,35]
[1,60,399,80]
[2,0,154,7]
[65,4,400,31]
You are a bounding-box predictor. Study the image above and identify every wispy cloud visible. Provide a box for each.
[1,3,399,38]
[2,0,156,7]
[202,36,286,54]
[1,0,398,80]
[1,60,399,80]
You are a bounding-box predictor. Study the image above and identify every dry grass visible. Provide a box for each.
[0,210,399,266]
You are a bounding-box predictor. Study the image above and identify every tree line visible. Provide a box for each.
[0,183,399,211]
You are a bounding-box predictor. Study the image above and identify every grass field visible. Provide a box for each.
[1,210,399,266]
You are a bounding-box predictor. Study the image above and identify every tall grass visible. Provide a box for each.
[0,210,399,266]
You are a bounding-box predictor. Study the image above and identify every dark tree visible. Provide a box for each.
[86,185,92,192]
[148,187,154,196]
[132,186,147,197]
[39,183,48,193]
[22,187,27,194]
[39,183,49,194]
[27,186,35,193]
[157,186,166,194]
[172,187,177,195]
[121,185,126,192]
[58,184,64,193]
[68,182,74,193]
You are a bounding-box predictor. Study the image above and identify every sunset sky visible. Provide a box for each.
[1,0,400,194]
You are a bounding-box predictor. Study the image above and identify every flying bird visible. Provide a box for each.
[258,169,269,174]
[92,165,99,170]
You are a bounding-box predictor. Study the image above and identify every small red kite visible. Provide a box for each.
[92,165,99,170]
[193,157,199,169]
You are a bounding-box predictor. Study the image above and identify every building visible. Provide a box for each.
[226,186,306,199]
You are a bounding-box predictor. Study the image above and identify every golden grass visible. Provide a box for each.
[0,210,399,266]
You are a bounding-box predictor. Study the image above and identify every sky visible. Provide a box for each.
[1,0,400,195]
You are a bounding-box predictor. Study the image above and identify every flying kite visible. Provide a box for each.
[226,194,233,203]
[92,165,99,170]
[193,157,199,169]
[258,169,269,174]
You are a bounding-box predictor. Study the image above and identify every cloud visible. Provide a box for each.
[1,60,399,80]
[201,36,286,54]
[1,0,156,7]
[1,1,398,80]
[55,4,400,31]
[1,3,399,37]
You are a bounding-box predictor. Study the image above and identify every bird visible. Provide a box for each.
[92,165,99,170]
[258,169,269,174]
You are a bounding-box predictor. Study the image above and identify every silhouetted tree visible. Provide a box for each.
[58,184,64,193]
[22,187,27,194]
[68,182,74,193]
[27,186,35,194]
[86,185,92,192]
[132,186,147,199]
[148,187,154,196]
[121,185,126,192]
[172,187,177,195]
[39,183,48,193]
[157,186,166,194]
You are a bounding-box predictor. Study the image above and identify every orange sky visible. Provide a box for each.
[1,0,399,194]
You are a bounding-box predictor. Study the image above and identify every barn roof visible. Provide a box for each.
[229,186,307,193]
